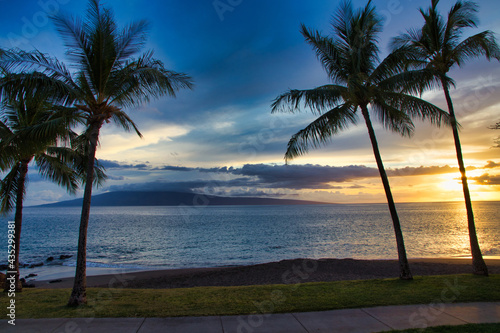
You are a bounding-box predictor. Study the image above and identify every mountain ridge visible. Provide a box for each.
[36,191,330,207]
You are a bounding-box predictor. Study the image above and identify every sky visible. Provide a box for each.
[1,0,499,206]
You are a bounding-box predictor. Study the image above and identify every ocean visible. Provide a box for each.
[1,201,499,280]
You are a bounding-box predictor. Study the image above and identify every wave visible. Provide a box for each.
[61,260,148,270]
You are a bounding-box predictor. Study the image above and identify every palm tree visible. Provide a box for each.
[0,71,82,292]
[1,0,193,305]
[272,0,450,280]
[392,0,500,276]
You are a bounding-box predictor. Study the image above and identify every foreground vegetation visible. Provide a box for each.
[1,274,498,318]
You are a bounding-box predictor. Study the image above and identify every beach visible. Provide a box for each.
[31,257,500,289]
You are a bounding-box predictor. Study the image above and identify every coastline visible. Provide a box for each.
[31,257,500,289]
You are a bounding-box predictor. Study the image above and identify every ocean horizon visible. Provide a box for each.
[1,201,499,281]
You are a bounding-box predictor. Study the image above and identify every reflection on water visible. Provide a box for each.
[0,201,498,270]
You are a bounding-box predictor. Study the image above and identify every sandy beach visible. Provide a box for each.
[31,257,500,289]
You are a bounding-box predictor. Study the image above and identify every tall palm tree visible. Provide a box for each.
[1,0,193,305]
[392,0,500,276]
[0,71,83,292]
[272,0,450,280]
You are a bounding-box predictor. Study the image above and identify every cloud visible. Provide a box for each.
[108,178,259,193]
[152,163,380,189]
[99,159,500,194]
[230,164,378,189]
[470,174,500,185]
[100,160,150,170]
[157,165,232,173]
[107,175,125,181]
[97,124,191,158]
[153,163,486,189]
[484,161,500,169]
[387,165,464,177]
[109,163,487,193]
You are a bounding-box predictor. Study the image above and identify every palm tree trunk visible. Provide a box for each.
[440,78,488,276]
[68,120,103,306]
[6,160,29,292]
[361,106,413,280]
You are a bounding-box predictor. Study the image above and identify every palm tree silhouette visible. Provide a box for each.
[0,71,83,291]
[1,0,193,305]
[392,0,500,276]
[272,1,450,280]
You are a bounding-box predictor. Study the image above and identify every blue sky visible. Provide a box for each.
[1,0,500,206]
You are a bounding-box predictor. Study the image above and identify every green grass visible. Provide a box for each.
[388,323,500,332]
[1,274,498,319]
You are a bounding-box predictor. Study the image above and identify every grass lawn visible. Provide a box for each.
[0,274,499,318]
[388,323,500,332]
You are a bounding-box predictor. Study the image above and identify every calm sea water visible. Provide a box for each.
[1,202,499,274]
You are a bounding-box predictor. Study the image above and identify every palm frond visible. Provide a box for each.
[376,91,451,128]
[0,117,15,140]
[0,163,21,214]
[108,51,193,107]
[333,0,381,76]
[0,144,18,173]
[420,1,447,55]
[84,0,120,96]
[51,11,93,71]
[331,0,355,48]
[109,110,142,138]
[452,31,500,66]
[74,71,97,106]
[18,115,72,144]
[92,158,107,188]
[114,20,150,64]
[0,49,74,84]
[371,100,414,137]
[284,104,357,162]
[271,85,347,115]
[390,28,424,50]
[377,68,447,96]
[300,25,347,84]
[370,46,429,84]
[444,0,478,46]
[67,132,107,187]
[35,151,79,194]
[0,71,77,106]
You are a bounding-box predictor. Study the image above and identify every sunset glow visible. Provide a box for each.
[1,0,498,206]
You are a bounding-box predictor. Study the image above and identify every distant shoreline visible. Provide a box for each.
[32,257,500,289]
[32,190,332,208]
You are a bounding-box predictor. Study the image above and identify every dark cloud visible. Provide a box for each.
[231,164,378,189]
[387,165,462,177]
[100,160,149,170]
[470,174,500,185]
[152,163,484,189]
[348,185,366,189]
[484,161,500,169]
[108,178,259,193]
[102,160,500,193]
[157,165,232,173]
[107,175,125,181]
[159,166,197,172]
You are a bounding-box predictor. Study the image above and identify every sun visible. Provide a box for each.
[437,172,500,201]
[439,174,464,193]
